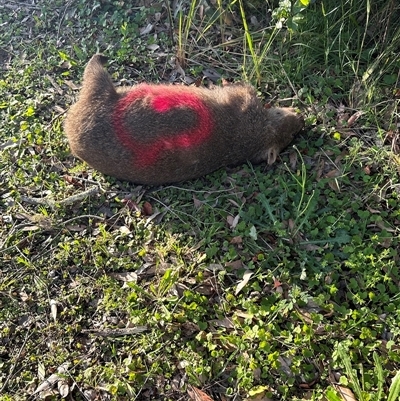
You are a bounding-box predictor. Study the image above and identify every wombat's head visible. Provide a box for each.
[263,107,304,165]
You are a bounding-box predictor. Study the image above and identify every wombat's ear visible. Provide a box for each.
[267,146,279,165]
[91,54,108,65]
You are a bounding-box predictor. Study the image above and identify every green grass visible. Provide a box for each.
[0,0,400,400]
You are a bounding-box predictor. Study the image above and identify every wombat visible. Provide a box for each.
[64,54,304,185]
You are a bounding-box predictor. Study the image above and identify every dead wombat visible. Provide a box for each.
[64,54,304,185]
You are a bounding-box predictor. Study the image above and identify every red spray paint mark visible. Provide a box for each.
[112,84,214,167]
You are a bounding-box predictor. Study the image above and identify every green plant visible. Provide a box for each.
[272,0,312,32]
[1,0,399,399]
[329,344,400,401]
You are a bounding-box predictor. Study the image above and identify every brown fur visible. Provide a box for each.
[64,54,304,185]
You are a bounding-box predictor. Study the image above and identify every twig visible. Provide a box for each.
[164,0,176,47]
[278,61,307,107]
[0,1,40,10]
[56,0,74,44]
[20,186,100,208]
[82,326,147,337]
[60,214,105,226]
[0,330,33,393]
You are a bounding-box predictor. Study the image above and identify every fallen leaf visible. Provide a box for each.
[299,378,319,389]
[289,150,298,170]
[181,322,200,336]
[235,270,253,295]
[198,4,204,19]
[225,260,243,270]
[142,201,153,216]
[33,362,70,395]
[326,169,341,178]
[336,385,357,401]
[378,237,392,248]
[347,111,363,127]
[64,175,83,187]
[38,362,46,380]
[20,225,40,231]
[230,236,243,244]
[206,263,224,272]
[202,68,221,82]
[140,23,153,35]
[19,292,30,302]
[187,385,215,401]
[235,311,254,320]
[147,44,159,51]
[46,75,63,95]
[375,220,396,233]
[250,15,260,27]
[300,242,323,251]
[108,272,138,283]
[83,389,98,400]
[53,105,66,113]
[178,360,191,369]
[227,214,240,229]
[0,138,25,149]
[334,150,348,164]
[60,60,72,70]
[58,381,70,397]
[213,317,235,329]
[249,225,257,240]
[195,283,215,296]
[64,79,79,90]
[328,179,340,192]
[193,76,203,87]
[223,10,233,25]
[227,198,241,208]
[316,159,325,180]
[171,373,185,391]
[273,278,282,289]
[277,356,293,377]
[50,300,57,322]
[119,226,131,234]
[65,224,86,232]
[193,195,203,208]
[245,384,273,400]
[123,199,140,212]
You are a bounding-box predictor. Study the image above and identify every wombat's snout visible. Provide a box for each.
[288,108,305,132]
[286,110,305,141]
[269,107,305,141]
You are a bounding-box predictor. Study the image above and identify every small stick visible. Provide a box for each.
[20,186,100,208]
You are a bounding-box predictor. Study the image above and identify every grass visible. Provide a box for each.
[0,0,400,400]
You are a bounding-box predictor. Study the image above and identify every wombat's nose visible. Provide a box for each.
[298,113,305,128]
[291,109,305,128]
[288,107,303,117]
